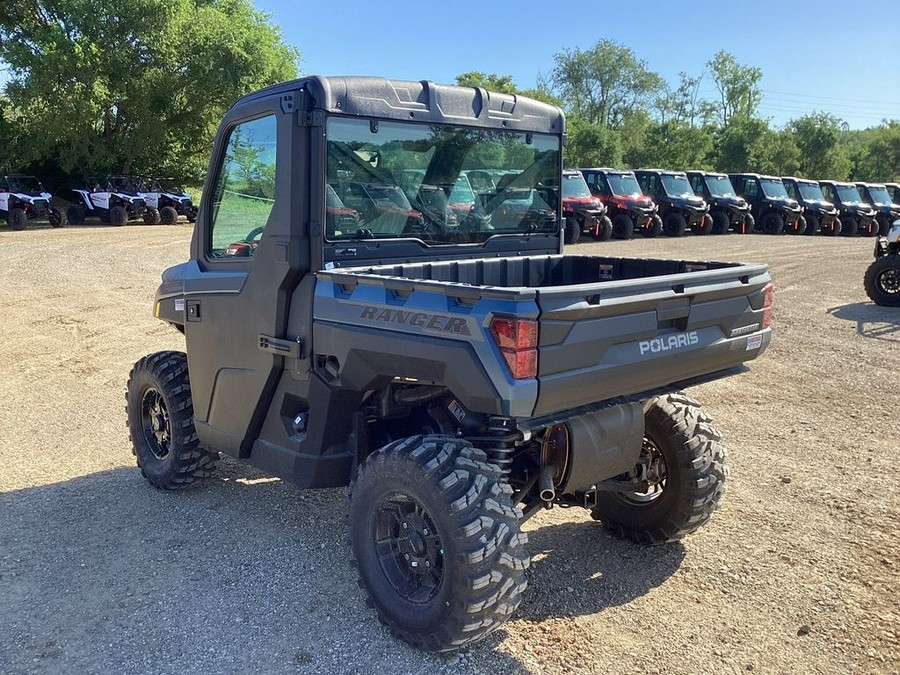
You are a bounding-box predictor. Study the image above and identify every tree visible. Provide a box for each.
[454,72,517,94]
[654,72,717,128]
[852,121,900,181]
[551,39,664,128]
[708,51,762,127]
[632,121,715,171]
[787,112,851,179]
[564,116,622,168]
[0,0,299,182]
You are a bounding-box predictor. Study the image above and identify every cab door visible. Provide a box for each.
[182,101,309,458]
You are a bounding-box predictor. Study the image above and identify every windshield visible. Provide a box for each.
[562,173,592,198]
[866,185,892,205]
[155,179,186,194]
[661,174,694,197]
[326,117,559,243]
[704,176,735,197]
[836,185,862,203]
[607,173,642,197]
[107,176,142,193]
[797,182,826,202]
[6,176,44,194]
[760,178,789,199]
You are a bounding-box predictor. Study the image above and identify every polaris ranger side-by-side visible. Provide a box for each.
[634,169,712,237]
[855,182,900,236]
[729,174,804,235]
[126,77,774,652]
[578,168,662,239]
[781,176,841,236]
[0,174,67,230]
[819,180,879,237]
[686,171,753,234]
[561,169,612,243]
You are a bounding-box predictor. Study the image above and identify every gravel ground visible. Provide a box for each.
[1,223,898,675]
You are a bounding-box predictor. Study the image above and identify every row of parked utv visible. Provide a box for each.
[0,174,197,230]
[560,168,900,245]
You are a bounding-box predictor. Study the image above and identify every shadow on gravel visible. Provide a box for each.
[0,460,528,674]
[827,302,900,342]
[518,518,685,622]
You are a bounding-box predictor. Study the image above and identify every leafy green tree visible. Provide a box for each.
[454,72,518,94]
[846,121,900,182]
[708,51,762,127]
[633,121,715,170]
[551,39,664,128]
[655,72,717,128]
[564,115,622,168]
[756,129,801,177]
[787,112,851,179]
[0,0,299,182]
[712,117,770,172]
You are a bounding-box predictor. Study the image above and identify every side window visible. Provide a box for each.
[595,177,610,195]
[785,183,796,199]
[689,176,701,193]
[209,114,277,257]
[821,184,833,200]
[744,180,759,198]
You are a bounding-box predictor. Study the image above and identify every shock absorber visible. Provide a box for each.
[472,416,519,476]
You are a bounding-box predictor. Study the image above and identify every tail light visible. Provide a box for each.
[762,282,774,329]
[490,316,538,379]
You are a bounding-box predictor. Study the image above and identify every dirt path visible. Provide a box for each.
[1,224,897,674]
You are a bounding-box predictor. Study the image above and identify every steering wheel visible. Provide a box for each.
[244,226,265,243]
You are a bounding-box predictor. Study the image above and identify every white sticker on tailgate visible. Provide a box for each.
[746,334,763,350]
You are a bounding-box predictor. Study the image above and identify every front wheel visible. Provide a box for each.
[662,212,687,237]
[710,210,730,235]
[144,207,161,225]
[8,207,28,230]
[591,392,728,545]
[126,351,218,489]
[804,214,820,235]
[109,205,128,226]
[864,254,900,306]
[611,213,634,240]
[876,215,892,237]
[590,215,613,241]
[738,212,755,234]
[760,212,784,235]
[349,436,529,652]
[564,216,580,245]
[160,206,179,225]
[66,205,85,225]
[691,213,713,235]
[839,216,858,237]
[642,213,663,238]
[859,219,879,238]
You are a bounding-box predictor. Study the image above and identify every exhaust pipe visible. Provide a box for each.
[539,463,557,503]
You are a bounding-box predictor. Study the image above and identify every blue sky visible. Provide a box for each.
[256,0,900,130]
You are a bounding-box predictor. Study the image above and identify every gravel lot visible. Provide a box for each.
[1,223,898,675]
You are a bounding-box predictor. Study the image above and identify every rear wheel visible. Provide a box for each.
[804,213,820,235]
[590,215,613,241]
[66,205,85,225]
[144,207,161,225]
[109,205,128,226]
[349,436,529,651]
[760,212,784,235]
[611,214,634,240]
[662,213,687,237]
[839,216,858,237]
[568,217,581,244]
[710,210,730,234]
[47,207,67,228]
[691,213,713,235]
[8,207,28,230]
[864,254,900,306]
[591,392,728,545]
[126,351,218,489]
[160,206,179,225]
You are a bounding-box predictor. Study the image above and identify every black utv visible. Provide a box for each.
[634,169,711,237]
[855,182,900,236]
[578,167,661,239]
[819,180,878,237]
[126,75,775,653]
[728,174,804,235]
[781,176,840,236]
[885,183,900,205]
[864,218,900,305]
[686,171,753,234]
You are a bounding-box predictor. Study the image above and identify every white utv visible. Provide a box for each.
[1,174,67,230]
[138,177,198,224]
[68,175,156,226]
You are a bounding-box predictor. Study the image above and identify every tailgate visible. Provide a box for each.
[534,261,771,416]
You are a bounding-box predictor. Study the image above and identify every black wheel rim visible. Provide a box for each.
[141,387,171,460]
[877,267,900,295]
[373,492,444,604]
[616,437,668,506]
[48,210,60,225]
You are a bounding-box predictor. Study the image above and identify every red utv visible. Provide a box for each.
[577,168,661,239]
[561,169,612,244]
